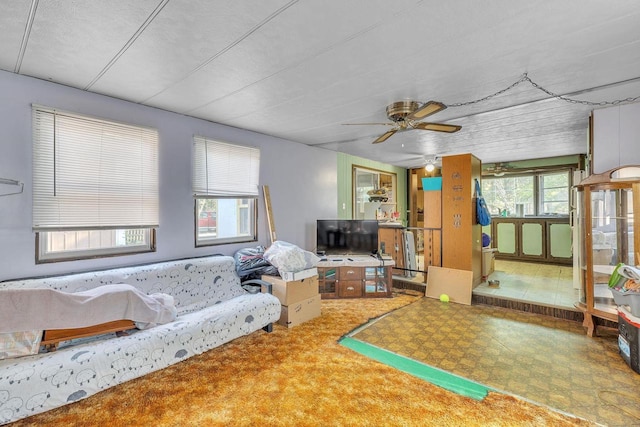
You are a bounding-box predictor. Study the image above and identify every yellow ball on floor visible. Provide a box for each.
[440,294,449,303]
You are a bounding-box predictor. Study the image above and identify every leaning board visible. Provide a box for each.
[426,266,473,305]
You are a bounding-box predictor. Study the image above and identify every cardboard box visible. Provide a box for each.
[261,274,319,305]
[279,267,318,282]
[279,294,321,328]
[426,266,473,305]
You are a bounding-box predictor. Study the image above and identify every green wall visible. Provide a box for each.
[337,153,407,224]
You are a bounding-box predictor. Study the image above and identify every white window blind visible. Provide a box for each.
[32,106,159,230]
[193,136,260,196]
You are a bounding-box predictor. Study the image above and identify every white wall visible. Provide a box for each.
[0,70,337,281]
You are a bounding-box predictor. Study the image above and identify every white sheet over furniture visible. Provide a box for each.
[0,284,176,332]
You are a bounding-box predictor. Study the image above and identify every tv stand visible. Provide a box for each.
[316,256,394,299]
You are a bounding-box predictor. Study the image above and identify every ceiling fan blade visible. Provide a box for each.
[342,122,396,126]
[372,129,397,144]
[412,122,461,133]
[406,101,446,120]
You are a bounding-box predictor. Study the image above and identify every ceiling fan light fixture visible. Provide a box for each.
[345,99,461,144]
[425,162,435,172]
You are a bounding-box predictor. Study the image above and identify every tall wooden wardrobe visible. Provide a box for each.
[441,153,483,286]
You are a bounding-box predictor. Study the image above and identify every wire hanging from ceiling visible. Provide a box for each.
[445,73,640,108]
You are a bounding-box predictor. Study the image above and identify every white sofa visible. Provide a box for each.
[0,255,281,425]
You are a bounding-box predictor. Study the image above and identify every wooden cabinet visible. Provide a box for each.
[441,154,483,286]
[362,266,393,297]
[423,187,442,269]
[422,228,442,269]
[338,266,363,297]
[575,167,640,336]
[317,261,393,299]
[378,225,405,274]
[318,267,338,298]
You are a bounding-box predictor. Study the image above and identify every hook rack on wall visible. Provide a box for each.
[0,177,24,197]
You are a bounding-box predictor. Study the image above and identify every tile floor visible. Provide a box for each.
[398,258,579,310]
[474,259,579,309]
[353,296,640,427]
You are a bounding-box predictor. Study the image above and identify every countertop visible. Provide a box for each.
[317,255,395,268]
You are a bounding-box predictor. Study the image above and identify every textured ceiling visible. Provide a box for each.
[2,0,640,168]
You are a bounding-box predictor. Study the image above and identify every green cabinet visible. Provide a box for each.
[490,217,572,264]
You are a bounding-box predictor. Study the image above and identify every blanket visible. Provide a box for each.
[0,284,177,333]
[619,264,640,282]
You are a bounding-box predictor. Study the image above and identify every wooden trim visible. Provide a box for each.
[351,165,397,219]
[583,186,595,316]
[634,183,640,264]
[41,320,136,351]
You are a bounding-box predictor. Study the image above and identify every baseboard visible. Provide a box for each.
[471,294,584,322]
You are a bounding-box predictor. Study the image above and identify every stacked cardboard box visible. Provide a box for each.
[261,268,320,328]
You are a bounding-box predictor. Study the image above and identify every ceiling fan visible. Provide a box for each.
[484,162,565,177]
[344,100,461,144]
[485,163,513,176]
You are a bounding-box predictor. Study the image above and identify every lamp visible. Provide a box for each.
[424,156,439,173]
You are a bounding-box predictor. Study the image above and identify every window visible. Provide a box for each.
[539,172,570,215]
[193,136,259,246]
[482,170,570,217]
[32,106,158,262]
[482,176,534,216]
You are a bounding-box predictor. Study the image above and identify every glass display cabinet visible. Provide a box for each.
[364,266,391,297]
[318,267,337,298]
[576,166,640,336]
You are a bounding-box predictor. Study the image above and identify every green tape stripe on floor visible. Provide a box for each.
[340,336,491,400]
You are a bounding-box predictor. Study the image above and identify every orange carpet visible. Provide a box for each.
[11,293,595,426]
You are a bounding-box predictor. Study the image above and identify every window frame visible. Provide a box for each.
[194,196,258,247]
[352,165,397,220]
[482,168,573,217]
[192,136,260,247]
[537,171,571,216]
[36,228,156,264]
[32,106,159,263]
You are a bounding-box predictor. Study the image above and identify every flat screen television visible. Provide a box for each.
[316,219,379,255]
